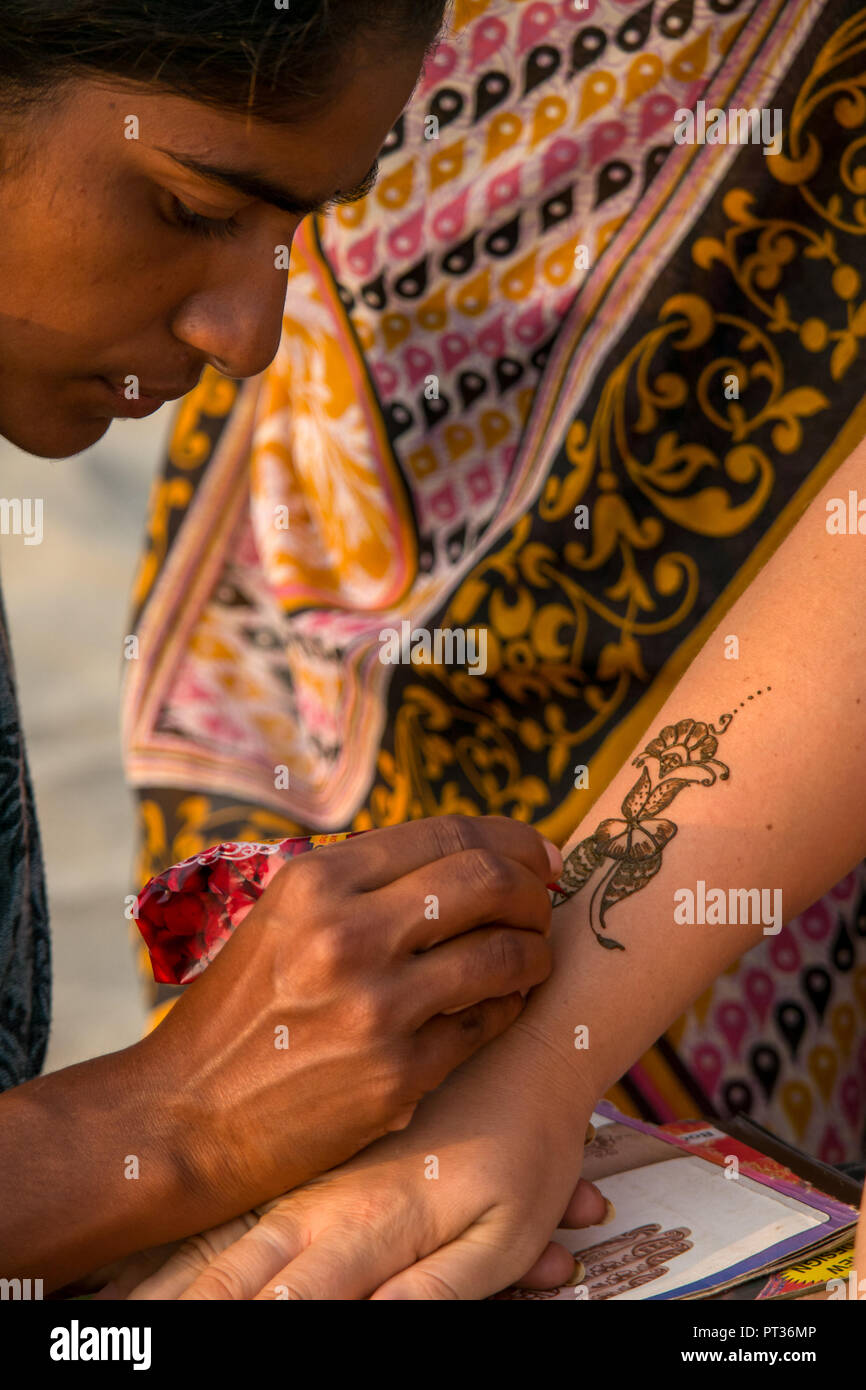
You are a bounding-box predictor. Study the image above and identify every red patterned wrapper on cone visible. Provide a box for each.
[136,829,568,986]
[136,832,359,984]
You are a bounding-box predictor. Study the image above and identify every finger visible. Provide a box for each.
[511,1181,612,1292]
[406,923,551,1022]
[410,992,526,1092]
[371,1227,508,1301]
[291,815,559,894]
[383,853,554,954]
[127,1214,259,1300]
[90,1244,180,1300]
[558,1178,611,1229]
[250,1223,413,1301]
[515,1240,579,1290]
[178,1208,310,1301]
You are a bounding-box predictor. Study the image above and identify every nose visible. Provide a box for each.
[171,241,291,380]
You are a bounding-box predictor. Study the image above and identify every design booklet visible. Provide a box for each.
[498,1102,860,1301]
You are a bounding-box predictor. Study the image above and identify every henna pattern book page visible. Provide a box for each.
[497,1109,858,1301]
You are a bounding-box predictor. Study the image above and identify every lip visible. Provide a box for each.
[96,375,197,418]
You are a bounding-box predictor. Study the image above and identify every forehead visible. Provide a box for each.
[63,51,424,203]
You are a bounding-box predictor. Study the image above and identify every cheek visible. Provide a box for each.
[0,179,177,352]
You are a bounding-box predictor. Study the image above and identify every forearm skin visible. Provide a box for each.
[0,1036,217,1291]
[520,440,866,1104]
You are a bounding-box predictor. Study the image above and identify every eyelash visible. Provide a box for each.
[168,196,241,241]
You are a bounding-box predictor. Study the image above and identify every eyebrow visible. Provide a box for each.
[153,148,381,216]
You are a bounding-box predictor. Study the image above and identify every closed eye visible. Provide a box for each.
[168,195,242,241]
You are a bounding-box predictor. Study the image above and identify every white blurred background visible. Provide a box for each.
[0,411,172,1072]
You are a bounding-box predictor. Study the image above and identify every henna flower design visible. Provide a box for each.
[549,702,767,950]
[635,716,732,783]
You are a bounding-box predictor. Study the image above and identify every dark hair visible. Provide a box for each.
[0,0,449,119]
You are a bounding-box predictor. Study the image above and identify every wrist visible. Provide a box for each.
[508,1009,600,1123]
[504,967,607,1124]
[132,1027,253,1232]
[439,995,598,1147]
[85,1037,221,1250]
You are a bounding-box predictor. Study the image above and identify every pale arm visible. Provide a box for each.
[518,438,866,1106]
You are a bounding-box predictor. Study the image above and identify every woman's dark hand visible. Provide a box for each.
[144,815,561,1219]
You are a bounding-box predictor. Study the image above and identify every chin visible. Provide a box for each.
[0,411,112,460]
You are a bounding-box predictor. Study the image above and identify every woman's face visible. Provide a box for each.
[0,48,423,458]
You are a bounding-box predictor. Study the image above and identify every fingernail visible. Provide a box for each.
[564,1259,586,1287]
[600,1199,616,1225]
[542,837,563,876]
[584,1122,596,1145]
